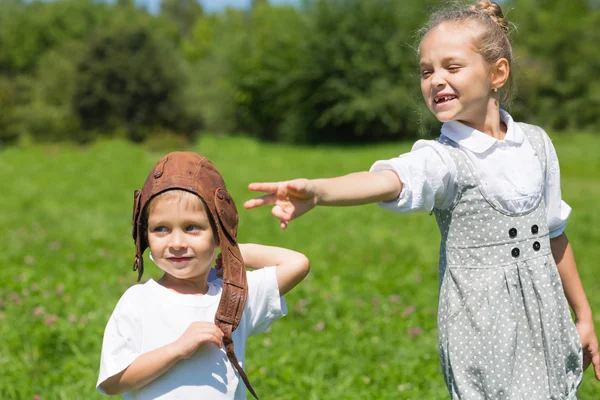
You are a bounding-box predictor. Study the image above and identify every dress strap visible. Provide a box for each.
[432,136,477,211]
[516,122,547,179]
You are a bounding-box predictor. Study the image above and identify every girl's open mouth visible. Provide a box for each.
[434,95,457,104]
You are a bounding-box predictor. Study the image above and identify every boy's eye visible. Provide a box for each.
[421,70,432,78]
[185,225,201,232]
[447,65,461,72]
[152,226,168,233]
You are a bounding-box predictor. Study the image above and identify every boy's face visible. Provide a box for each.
[147,193,217,287]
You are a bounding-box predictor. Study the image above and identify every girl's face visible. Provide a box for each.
[419,22,495,127]
[147,195,217,291]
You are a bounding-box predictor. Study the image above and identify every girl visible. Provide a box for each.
[243,1,600,398]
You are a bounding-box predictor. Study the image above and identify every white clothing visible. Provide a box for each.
[370,110,570,238]
[97,267,287,400]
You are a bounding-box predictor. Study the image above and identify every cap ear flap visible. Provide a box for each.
[132,189,144,281]
[132,190,142,240]
[214,188,238,244]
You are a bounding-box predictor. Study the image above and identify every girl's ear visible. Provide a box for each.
[491,58,510,91]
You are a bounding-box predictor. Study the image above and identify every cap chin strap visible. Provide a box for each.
[213,189,258,399]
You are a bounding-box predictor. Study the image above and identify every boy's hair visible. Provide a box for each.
[418,0,515,106]
[131,152,258,399]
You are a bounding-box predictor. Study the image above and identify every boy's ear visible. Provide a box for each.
[491,58,510,90]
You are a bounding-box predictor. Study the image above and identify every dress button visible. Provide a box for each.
[533,241,541,251]
[511,248,520,257]
[531,225,539,234]
[509,228,517,238]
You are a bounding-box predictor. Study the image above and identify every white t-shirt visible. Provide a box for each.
[370,110,570,238]
[97,267,287,399]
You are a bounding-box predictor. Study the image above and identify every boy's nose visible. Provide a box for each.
[169,231,187,249]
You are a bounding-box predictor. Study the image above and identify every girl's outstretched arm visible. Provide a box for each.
[244,170,402,229]
[551,233,600,380]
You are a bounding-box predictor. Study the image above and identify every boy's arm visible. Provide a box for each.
[100,322,223,394]
[244,170,402,229]
[239,243,310,296]
[551,233,600,380]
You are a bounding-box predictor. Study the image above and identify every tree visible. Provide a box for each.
[225,0,438,143]
[252,0,269,9]
[73,25,200,142]
[160,0,204,37]
[508,0,600,131]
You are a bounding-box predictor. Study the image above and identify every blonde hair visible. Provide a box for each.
[146,190,205,217]
[419,0,515,106]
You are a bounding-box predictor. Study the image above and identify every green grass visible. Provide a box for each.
[1,133,599,399]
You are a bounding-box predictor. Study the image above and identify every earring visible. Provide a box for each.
[493,88,498,93]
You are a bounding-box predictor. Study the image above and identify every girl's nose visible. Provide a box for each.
[431,72,446,88]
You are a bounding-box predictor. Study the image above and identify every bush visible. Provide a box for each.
[195,0,438,144]
[72,24,201,142]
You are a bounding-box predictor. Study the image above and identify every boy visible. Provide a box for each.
[97,152,310,399]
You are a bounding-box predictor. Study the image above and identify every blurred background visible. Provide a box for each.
[1,0,599,147]
[1,0,599,399]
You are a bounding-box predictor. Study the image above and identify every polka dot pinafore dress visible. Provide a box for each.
[432,123,582,399]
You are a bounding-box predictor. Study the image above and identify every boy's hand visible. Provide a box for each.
[244,179,318,229]
[173,322,224,360]
[576,319,600,380]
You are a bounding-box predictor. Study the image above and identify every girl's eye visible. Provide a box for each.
[185,225,201,232]
[421,70,432,78]
[448,66,460,72]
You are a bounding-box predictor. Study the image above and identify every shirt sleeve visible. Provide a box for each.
[369,139,457,213]
[245,267,288,337]
[96,288,143,393]
[543,131,572,238]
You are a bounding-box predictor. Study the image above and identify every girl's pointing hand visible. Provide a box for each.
[244,179,319,229]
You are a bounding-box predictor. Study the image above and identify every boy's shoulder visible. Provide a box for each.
[112,281,154,311]
[122,280,153,297]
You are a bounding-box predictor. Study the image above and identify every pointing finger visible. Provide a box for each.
[247,182,282,193]
[243,194,276,209]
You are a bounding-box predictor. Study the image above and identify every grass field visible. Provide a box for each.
[1,133,599,399]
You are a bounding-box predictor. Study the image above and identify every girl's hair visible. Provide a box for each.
[143,189,219,243]
[419,0,515,106]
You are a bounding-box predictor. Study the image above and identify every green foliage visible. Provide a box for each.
[160,0,204,37]
[182,10,249,134]
[288,0,426,143]
[0,0,599,145]
[1,136,599,398]
[72,25,200,142]
[195,0,439,143]
[508,0,600,132]
[0,0,111,74]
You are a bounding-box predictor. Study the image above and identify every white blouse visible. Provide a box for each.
[370,110,570,238]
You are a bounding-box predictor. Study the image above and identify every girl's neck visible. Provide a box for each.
[459,108,507,140]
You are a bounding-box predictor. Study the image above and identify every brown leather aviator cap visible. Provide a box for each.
[131,152,258,399]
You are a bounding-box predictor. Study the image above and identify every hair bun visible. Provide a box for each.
[469,0,509,34]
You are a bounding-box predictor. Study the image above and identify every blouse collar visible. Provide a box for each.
[440,110,523,153]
